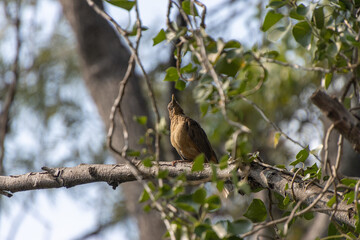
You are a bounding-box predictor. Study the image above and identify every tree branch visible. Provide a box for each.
[0,160,356,228]
[311,89,360,153]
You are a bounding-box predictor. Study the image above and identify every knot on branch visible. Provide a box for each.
[0,190,13,198]
[41,166,65,187]
[88,166,119,190]
[88,166,98,178]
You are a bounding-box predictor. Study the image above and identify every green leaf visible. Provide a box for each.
[175,202,197,213]
[192,188,207,204]
[274,132,281,148]
[216,180,224,192]
[304,211,314,220]
[215,54,241,77]
[139,189,150,202]
[289,8,305,20]
[147,181,156,191]
[267,0,287,9]
[267,23,291,42]
[262,10,284,32]
[219,155,228,170]
[158,184,172,198]
[328,222,340,236]
[304,163,321,180]
[192,153,205,172]
[283,195,290,206]
[313,7,324,29]
[327,195,336,207]
[205,195,221,211]
[134,115,147,125]
[175,194,198,213]
[244,199,267,223]
[224,40,241,49]
[158,170,169,179]
[153,29,166,46]
[296,3,308,16]
[356,211,360,233]
[127,149,140,157]
[143,157,153,167]
[296,147,309,161]
[182,0,199,16]
[263,50,279,59]
[127,24,148,37]
[290,147,309,166]
[324,73,333,89]
[180,63,196,74]
[175,79,186,91]
[292,21,312,48]
[304,212,314,220]
[341,178,358,187]
[143,204,151,212]
[106,0,135,11]
[164,67,179,82]
[228,219,253,235]
[200,102,209,117]
[273,192,287,210]
[173,185,184,195]
[344,191,355,204]
[237,180,251,195]
[194,223,212,237]
[211,163,217,182]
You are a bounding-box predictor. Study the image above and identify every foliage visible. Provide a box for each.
[98,0,360,239]
[2,0,360,239]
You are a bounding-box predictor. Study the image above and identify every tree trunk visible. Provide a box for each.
[58,0,166,239]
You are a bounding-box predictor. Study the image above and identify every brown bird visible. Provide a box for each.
[168,94,218,163]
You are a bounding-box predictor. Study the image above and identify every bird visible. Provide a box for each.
[168,94,218,163]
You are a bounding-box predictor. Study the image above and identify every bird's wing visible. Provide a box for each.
[185,118,215,162]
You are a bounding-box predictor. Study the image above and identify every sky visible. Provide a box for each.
[0,0,260,239]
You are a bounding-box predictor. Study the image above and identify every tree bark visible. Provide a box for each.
[0,160,356,229]
[58,0,165,239]
[311,89,360,153]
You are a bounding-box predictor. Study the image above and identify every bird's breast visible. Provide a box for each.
[170,117,200,160]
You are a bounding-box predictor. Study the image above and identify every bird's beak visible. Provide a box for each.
[171,94,175,102]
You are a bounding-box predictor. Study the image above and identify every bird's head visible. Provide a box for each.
[168,94,184,117]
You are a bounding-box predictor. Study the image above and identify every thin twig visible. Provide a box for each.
[240,174,335,238]
[86,0,161,162]
[333,134,343,180]
[239,95,321,162]
[86,1,173,238]
[290,168,302,202]
[323,124,335,176]
[283,200,303,235]
[107,55,135,157]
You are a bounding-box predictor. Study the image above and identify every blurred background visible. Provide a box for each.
[1,0,359,239]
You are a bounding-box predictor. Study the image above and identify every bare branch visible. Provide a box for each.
[311,89,360,153]
[1,160,357,229]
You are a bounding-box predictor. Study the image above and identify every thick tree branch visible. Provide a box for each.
[0,160,356,228]
[311,89,360,153]
[0,161,235,193]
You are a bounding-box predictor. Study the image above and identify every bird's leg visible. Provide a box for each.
[172,151,192,166]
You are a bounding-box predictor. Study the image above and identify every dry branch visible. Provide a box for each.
[0,160,356,228]
[311,89,360,153]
